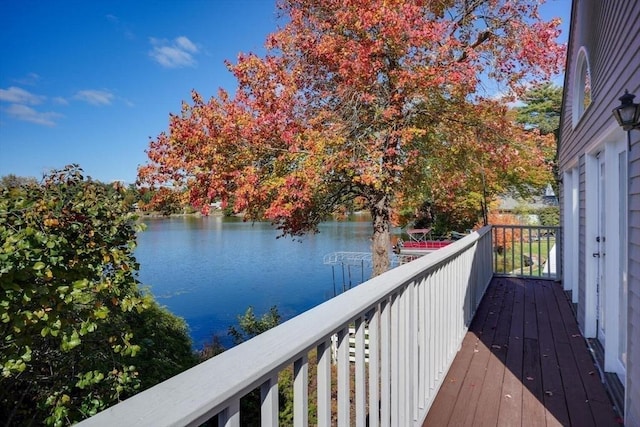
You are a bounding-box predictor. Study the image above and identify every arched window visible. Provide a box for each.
[572,47,592,126]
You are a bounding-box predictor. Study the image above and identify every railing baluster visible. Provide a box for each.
[411,281,419,421]
[447,260,454,355]
[540,229,557,278]
[448,259,456,356]
[460,252,468,339]
[492,227,497,274]
[218,400,240,427]
[261,374,279,427]
[466,250,474,324]
[294,355,308,427]
[418,277,426,409]
[511,225,516,275]
[337,326,350,427]
[503,226,508,273]
[355,316,366,427]
[368,307,380,427]
[541,226,546,278]
[399,287,408,425]
[528,225,533,277]
[380,298,391,427]
[398,283,413,425]
[390,293,400,425]
[428,272,435,391]
[436,267,443,377]
[548,226,553,278]
[316,340,331,427]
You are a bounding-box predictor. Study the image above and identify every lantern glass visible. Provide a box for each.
[613,91,640,131]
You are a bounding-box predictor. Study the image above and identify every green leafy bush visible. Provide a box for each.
[536,206,560,226]
[0,166,195,426]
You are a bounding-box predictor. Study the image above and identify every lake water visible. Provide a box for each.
[135,215,375,349]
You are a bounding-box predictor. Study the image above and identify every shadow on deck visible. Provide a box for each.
[424,277,622,426]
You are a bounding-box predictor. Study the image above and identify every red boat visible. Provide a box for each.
[393,228,453,256]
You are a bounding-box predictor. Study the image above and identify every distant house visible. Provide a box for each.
[542,183,559,206]
[495,184,558,223]
[558,1,639,424]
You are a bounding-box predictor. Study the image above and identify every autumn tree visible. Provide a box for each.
[144,186,185,215]
[396,98,557,233]
[139,0,564,275]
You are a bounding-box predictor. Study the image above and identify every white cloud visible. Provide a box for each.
[74,89,114,106]
[4,104,63,126]
[175,36,197,53]
[149,36,199,68]
[106,14,135,39]
[52,96,69,105]
[0,86,45,105]
[13,73,41,86]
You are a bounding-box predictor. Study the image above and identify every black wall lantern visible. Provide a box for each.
[613,90,640,150]
[613,90,640,130]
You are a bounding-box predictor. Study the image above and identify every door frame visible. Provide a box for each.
[562,164,580,304]
[596,153,606,344]
[583,122,616,338]
[583,123,627,382]
[603,134,627,381]
[584,149,600,338]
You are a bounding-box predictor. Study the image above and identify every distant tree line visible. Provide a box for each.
[1,173,200,217]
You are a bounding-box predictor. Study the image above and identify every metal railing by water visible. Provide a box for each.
[491,224,561,280]
[77,227,494,427]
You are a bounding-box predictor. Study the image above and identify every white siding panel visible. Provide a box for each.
[628,132,640,425]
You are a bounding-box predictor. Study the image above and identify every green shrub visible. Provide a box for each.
[0,166,195,426]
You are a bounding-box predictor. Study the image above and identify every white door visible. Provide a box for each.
[596,154,606,345]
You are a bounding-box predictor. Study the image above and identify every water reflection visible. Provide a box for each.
[135,215,373,348]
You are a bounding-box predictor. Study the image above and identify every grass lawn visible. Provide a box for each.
[494,238,554,275]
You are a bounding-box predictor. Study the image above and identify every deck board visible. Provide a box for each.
[474,279,513,425]
[423,278,620,427]
[446,278,505,426]
[535,282,570,426]
[497,280,524,427]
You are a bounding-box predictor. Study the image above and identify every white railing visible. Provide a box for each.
[491,224,561,280]
[78,226,493,427]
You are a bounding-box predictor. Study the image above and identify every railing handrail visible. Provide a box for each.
[490,224,561,231]
[79,226,493,427]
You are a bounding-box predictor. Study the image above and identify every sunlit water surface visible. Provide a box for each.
[135,215,374,349]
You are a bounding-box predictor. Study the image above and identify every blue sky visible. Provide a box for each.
[0,0,571,184]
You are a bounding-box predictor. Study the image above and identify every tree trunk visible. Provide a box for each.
[371,194,391,276]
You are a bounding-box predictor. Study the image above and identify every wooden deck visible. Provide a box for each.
[424,277,622,427]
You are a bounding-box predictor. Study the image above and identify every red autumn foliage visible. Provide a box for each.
[139,0,564,275]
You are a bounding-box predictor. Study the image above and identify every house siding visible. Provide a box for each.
[629,129,640,426]
[558,1,640,171]
[559,1,640,424]
[578,155,586,328]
